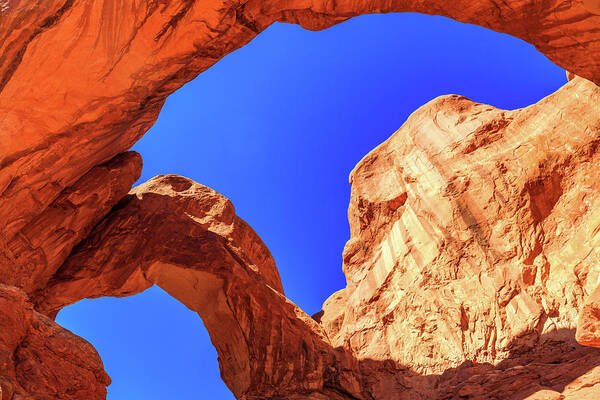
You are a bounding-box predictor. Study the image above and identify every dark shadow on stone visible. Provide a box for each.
[340,328,600,399]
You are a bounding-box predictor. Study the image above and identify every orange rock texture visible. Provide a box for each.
[1,0,600,253]
[323,76,600,373]
[320,76,600,398]
[2,0,600,399]
[0,285,110,400]
[35,175,366,399]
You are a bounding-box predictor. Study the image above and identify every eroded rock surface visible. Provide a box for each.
[317,76,600,397]
[0,284,110,400]
[321,76,600,374]
[16,77,600,400]
[2,1,600,399]
[577,285,600,347]
[35,175,364,399]
[2,151,142,296]
[1,0,600,267]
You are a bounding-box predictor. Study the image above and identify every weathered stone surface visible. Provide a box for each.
[36,174,283,310]
[22,77,600,400]
[0,284,110,400]
[577,285,600,347]
[1,0,599,265]
[35,175,362,399]
[320,76,600,374]
[0,151,142,295]
[437,341,600,400]
[2,1,600,399]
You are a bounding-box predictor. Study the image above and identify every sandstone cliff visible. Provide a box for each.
[6,78,600,399]
[2,1,600,399]
[323,76,600,373]
[319,75,600,398]
[1,0,600,258]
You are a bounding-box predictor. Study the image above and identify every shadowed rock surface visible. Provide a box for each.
[1,151,142,295]
[36,175,352,399]
[0,285,110,400]
[2,1,600,399]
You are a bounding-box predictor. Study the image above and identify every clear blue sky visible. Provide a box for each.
[56,13,566,400]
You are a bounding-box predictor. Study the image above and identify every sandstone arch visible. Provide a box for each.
[2,1,600,399]
[21,76,600,399]
[1,0,600,258]
[34,174,361,399]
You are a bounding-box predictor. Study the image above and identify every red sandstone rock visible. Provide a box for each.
[0,152,142,293]
[0,284,109,399]
[36,175,364,399]
[1,0,599,264]
[22,77,600,399]
[1,151,141,297]
[1,1,600,399]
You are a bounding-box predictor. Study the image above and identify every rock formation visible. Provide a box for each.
[322,76,600,374]
[2,0,600,399]
[1,152,142,295]
[0,285,110,400]
[320,75,600,398]
[577,286,600,348]
[36,175,352,399]
[1,0,600,260]
[4,77,600,399]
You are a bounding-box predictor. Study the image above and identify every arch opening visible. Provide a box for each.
[54,11,569,400]
[56,286,233,399]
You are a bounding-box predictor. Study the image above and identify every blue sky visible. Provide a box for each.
[56,12,566,399]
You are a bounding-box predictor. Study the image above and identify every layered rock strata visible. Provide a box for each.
[2,1,600,399]
[1,0,600,265]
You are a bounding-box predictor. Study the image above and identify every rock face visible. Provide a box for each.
[1,151,142,296]
[5,78,600,400]
[35,175,369,399]
[2,1,600,400]
[1,0,600,266]
[0,285,110,400]
[577,285,600,347]
[321,76,600,374]
[319,75,600,398]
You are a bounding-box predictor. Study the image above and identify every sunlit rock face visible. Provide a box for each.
[1,0,599,263]
[321,76,600,371]
[577,286,600,347]
[318,76,600,398]
[2,0,600,399]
